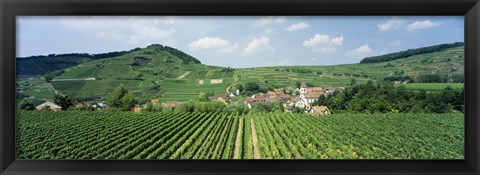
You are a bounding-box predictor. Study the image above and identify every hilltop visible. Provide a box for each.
[16,44,200,77]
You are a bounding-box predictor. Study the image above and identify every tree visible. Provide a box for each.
[108,85,128,108]
[198,92,209,102]
[312,95,328,106]
[175,101,195,113]
[294,81,302,88]
[53,94,73,110]
[108,85,137,111]
[271,101,284,113]
[42,105,51,111]
[235,84,244,92]
[120,93,137,111]
[19,99,35,110]
[244,82,260,95]
[349,79,357,86]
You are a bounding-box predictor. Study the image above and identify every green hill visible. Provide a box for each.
[16,50,133,77]
[16,43,464,104]
[234,45,464,89]
[20,44,231,103]
[360,42,464,64]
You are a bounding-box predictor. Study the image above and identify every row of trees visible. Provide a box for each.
[146,44,201,64]
[144,100,287,115]
[17,50,132,61]
[312,80,464,113]
[19,93,75,111]
[360,42,464,63]
[19,85,137,111]
[383,73,464,83]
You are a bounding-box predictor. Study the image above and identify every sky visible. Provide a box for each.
[17,16,463,68]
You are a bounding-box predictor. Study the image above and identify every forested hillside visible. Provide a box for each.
[360,42,464,64]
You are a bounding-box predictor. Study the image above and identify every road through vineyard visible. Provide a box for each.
[16,111,464,159]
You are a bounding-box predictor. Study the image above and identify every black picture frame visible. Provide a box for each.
[1,0,479,175]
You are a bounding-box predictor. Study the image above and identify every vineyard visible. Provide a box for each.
[16,111,464,159]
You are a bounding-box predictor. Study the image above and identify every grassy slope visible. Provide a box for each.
[46,46,233,102]
[235,46,464,88]
[17,45,464,103]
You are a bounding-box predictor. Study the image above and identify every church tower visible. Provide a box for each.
[300,82,308,94]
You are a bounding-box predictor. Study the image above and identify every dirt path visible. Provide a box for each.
[176,71,191,80]
[250,119,261,159]
[233,119,243,159]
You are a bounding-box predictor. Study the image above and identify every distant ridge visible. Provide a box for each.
[360,42,464,64]
[16,44,200,76]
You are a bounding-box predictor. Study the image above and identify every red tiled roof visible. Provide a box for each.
[304,91,324,99]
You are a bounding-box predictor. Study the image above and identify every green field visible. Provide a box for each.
[17,111,464,159]
[398,83,464,92]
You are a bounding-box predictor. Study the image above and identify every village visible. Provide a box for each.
[33,81,343,116]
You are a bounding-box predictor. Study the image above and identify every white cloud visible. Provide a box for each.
[346,44,373,58]
[252,16,286,27]
[303,34,343,47]
[284,22,310,31]
[264,28,276,35]
[189,36,238,54]
[406,20,441,30]
[331,36,344,46]
[377,17,403,31]
[243,36,274,55]
[59,16,177,45]
[303,34,343,54]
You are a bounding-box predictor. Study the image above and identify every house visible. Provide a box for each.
[267,93,291,103]
[209,96,229,105]
[131,107,142,112]
[285,96,302,109]
[215,97,228,106]
[36,102,62,111]
[91,102,101,109]
[244,94,268,109]
[299,82,324,104]
[97,103,107,108]
[244,94,267,104]
[150,99,159,105]
[308,106,331,115]
[75,102,91,108]
[162,101,179,108]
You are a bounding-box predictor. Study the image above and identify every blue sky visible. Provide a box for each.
[17,16,463,68]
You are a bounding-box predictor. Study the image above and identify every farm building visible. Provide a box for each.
[36,102,62,111]
[150,99,159,105]
[210,79,223,84]
[208,96,229,105]
[308,106,331,115]
[162,101,179,108]
[131,107,142,112]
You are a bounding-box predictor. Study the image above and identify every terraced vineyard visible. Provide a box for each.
[16,111,464,159]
